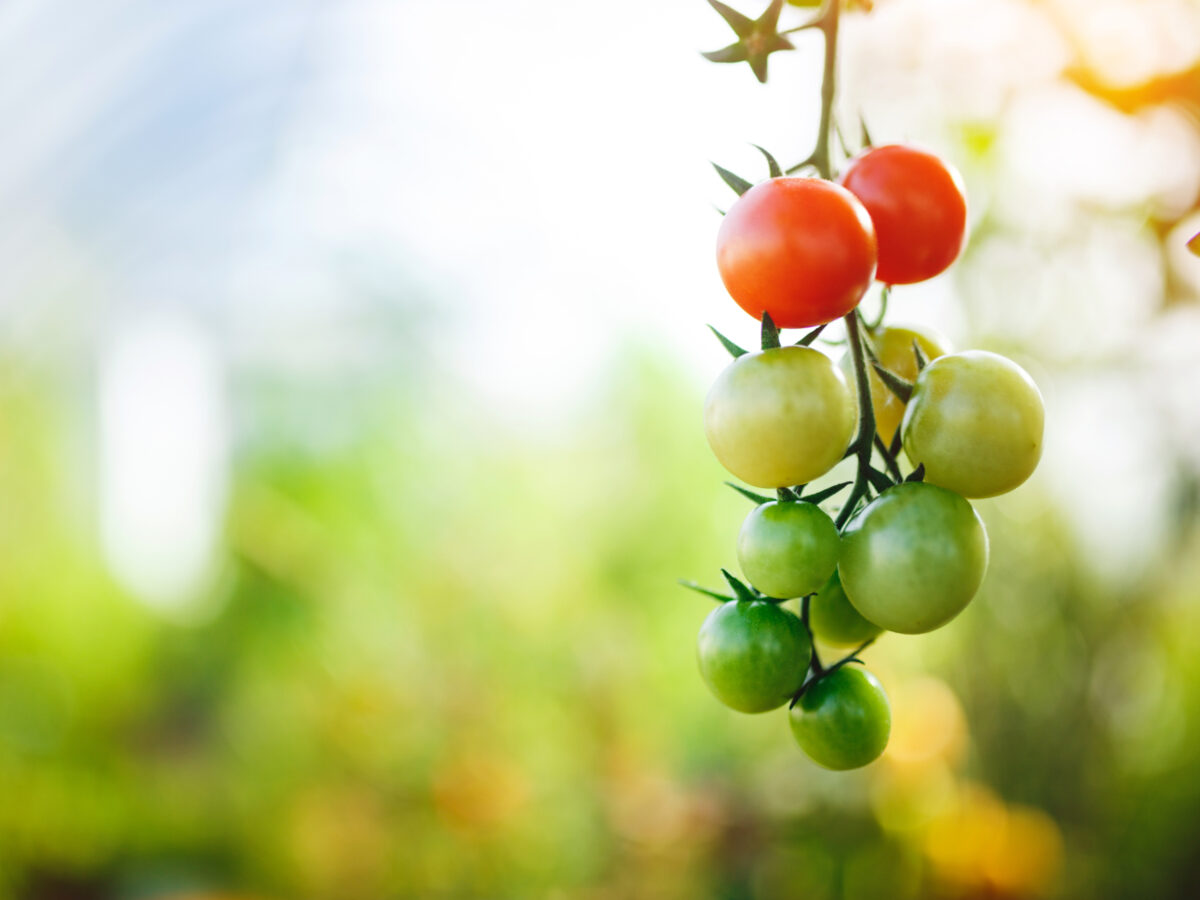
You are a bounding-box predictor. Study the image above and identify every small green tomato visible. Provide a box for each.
[737,501,840,599]
[696,600,812,713]
[808,571,882,648]
[790,666,891,770]
[839,482,988,634]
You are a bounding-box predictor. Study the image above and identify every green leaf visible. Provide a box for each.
[712,162,753,197]
[751,144,783,178]
[726,482,774,504]
[761,311,781,349]
[721,568,759,603]
[678,579,733,603]
[802,480,852,505]
[905,463,926,483]
[708,324,748,358]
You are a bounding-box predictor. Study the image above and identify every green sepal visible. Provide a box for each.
[761,311,781,349]
[866,466,894,493]
[706,0,756,36]
[678,579,734,603]
[796,323,826,346]
[751,144,783,178]
[912,339,929,372]
[726,482,774,504]
[701,42,749,64]
[870,360,913,403]
[776,486,800,503]
[712,162,753,197]
[905,463,926,483]
[708,324,748,358]
[721,568,759,603]
[801,480,852,505]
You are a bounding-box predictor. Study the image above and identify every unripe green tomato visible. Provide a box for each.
[737,501,840,599]
[808,570,882,648]
[696,600,812,713]
[839,482,988,634]
[901,350,1044,498]
[841,324,950,445]
[704,346,856,489]
[789,666,891,770]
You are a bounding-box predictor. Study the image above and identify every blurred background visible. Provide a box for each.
[2,0,1200,897]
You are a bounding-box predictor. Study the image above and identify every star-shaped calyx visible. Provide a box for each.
[702,0,794,84]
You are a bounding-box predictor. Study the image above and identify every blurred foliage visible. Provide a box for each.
[0,333,1199,900]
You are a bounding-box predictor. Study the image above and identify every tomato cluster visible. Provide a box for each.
[691,144,1044,771]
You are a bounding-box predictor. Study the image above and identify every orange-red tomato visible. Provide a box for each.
[716,177,877,328]
[839,145,967,285]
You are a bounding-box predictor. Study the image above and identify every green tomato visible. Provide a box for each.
[808,570,882,648]
[737,501,840,599]
[790,666,891,770]
[704,346,856,489]
[696,600,812,713]
[839,482,988,634]
[901,350,1044,498]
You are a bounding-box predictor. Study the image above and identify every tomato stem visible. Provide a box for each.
[811,0,841,180]
[836,309,877,529]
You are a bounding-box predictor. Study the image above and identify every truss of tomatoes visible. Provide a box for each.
[691,144,1045,771]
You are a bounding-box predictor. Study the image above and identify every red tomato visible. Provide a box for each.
[839,145,967,285]
[716,177,877,328]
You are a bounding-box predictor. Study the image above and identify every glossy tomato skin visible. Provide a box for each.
[737,501,840,599]
[808,570,882,648]
[704,346,856,488]
[790,666,891,770]
[697,600,812,713]
[841,324,950,445]
[901,350,1044,499]
[839,482,988,634]
[717,178,877,328]
[839,145,967,285]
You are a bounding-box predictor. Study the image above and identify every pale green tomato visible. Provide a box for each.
[841,324,950,445]
[697,600,812,714]
[808,570,882,648]
[839,482,988,634]
[790,666,891,770]
[737,501,840,599]
[901,350,1044,498]
[704,347,855,489]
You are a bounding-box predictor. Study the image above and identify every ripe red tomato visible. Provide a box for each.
[839,145,967,285]
[716,177,877,328]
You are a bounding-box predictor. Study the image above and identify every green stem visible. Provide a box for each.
[811,0,841,180]
[836,310,877,529]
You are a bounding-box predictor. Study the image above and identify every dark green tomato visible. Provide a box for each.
[697,600,812,713]
[839,482,988,634]
[737,501,840,599]
[790,666,891,770]
[808,571,882,648]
